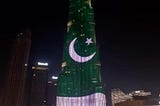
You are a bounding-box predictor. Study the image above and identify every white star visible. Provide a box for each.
[85,38,93,45]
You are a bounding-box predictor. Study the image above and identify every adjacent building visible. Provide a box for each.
[47,76,58,106]
[112,89,159,106]
[29,62,49,106]
[114,97,159,106]
[111,88,133,106]
[2,29,31,106]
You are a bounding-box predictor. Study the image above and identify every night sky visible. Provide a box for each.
[0,0,160,101]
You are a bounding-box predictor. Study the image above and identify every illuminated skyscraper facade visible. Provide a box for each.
[2,29,31,106]
[56,0,106,105]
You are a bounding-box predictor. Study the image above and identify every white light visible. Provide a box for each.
[159,101,160,105]
[135,91,141,93]
[52,76,58,80]
[38,62,48,66]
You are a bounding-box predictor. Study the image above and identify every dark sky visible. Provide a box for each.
[0,0,160,98]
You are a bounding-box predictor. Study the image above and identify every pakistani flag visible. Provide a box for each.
[56,0,106,105]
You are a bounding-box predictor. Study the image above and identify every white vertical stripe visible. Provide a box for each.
[56,93,106,106]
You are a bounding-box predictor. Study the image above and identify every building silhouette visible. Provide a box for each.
[47,76,58,106]
[112,89,158,106]
[0,34,15,104]
[2,29,31,106]
[114,97,159,106]
[29,62,48,106]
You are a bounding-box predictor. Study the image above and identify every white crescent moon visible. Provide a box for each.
[69,38,96,63]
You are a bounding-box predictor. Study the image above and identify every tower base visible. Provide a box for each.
[56,93,106,106]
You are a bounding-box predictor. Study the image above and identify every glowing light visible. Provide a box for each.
[80,34,85,36]
[62,62,67,68]
[32,66,36,69]
[67,21,72,27]
[135,91,141,93]
[52,76,58,80]
[67,21,72,32]
[38,62,48,66]
[88,0,92,8]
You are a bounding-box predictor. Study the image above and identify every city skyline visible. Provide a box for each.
[0,0,160,103]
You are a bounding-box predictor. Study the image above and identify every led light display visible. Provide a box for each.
[69,37,96,63]
[56,0,106,105]
[57,93,106,106]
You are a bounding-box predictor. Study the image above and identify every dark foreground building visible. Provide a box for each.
[47,76,57,106]
[0,34,15,103]
[29,63,48,106]
[115,96,159,106]
[2,29,31,106]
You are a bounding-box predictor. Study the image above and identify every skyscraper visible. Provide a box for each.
[29,62,48,106]
[2,29,31,106]
[56,0,106,106]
